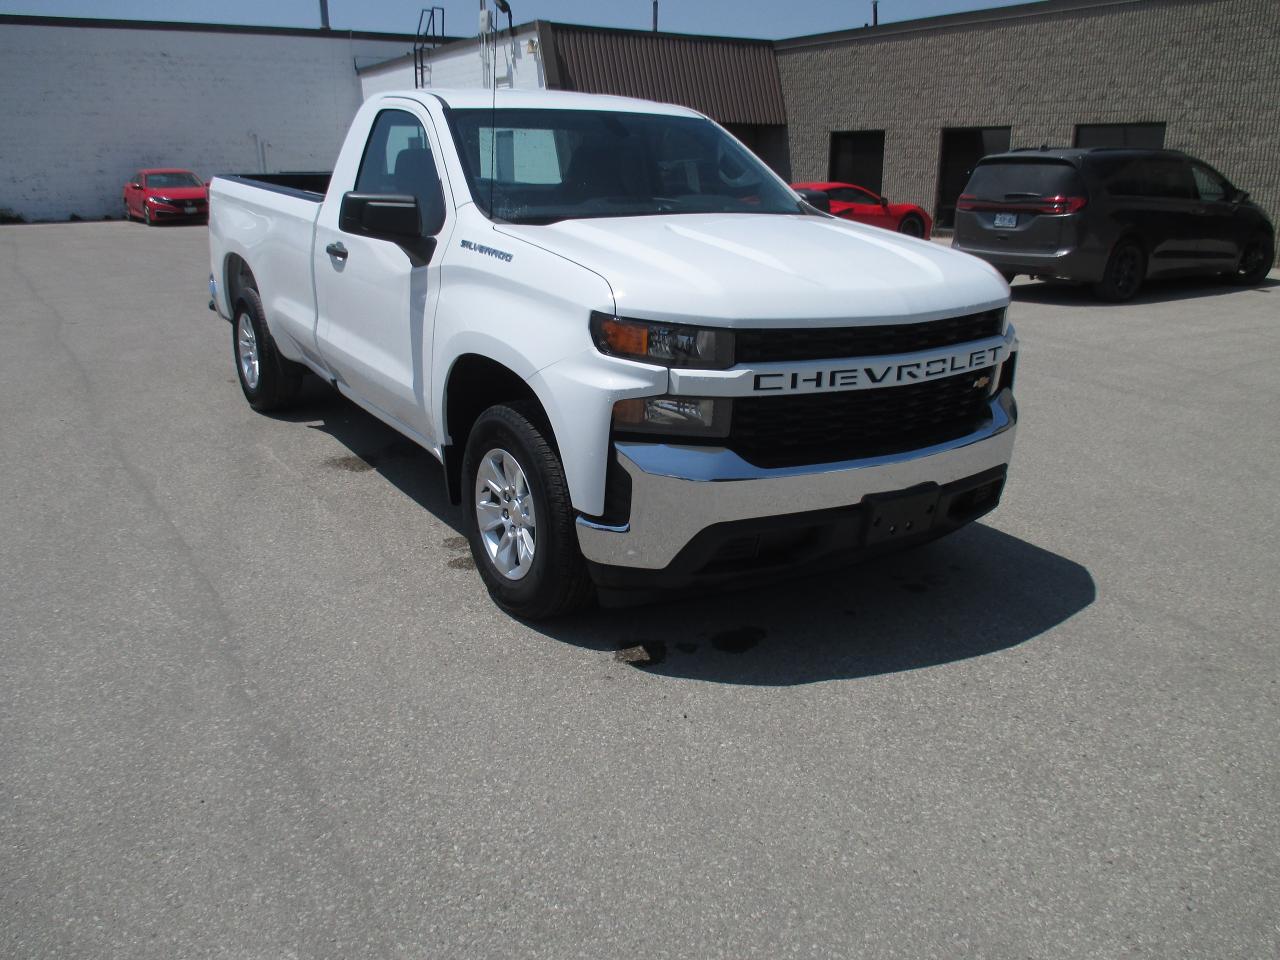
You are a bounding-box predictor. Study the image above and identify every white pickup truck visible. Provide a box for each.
[209,89,1018,619]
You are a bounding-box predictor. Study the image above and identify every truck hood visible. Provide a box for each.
[497,213,1007,326]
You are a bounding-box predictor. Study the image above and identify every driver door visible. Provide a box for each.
[126,172,143,217]
[1189,161,1244,267]
[314,105,452,439]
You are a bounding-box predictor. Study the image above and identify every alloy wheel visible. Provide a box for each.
[237,313,260,390]
[474,447,536,581]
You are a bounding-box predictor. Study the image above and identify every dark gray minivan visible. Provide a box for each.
[952,147,1274,301]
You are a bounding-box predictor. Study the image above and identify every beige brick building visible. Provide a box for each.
[776,0,1279,234]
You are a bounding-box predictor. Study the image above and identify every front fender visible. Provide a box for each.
[528,351,666,516]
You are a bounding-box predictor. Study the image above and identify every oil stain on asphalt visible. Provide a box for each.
[325,455,374,472]
[323,439,421,473]
[615,642,667,666]
[710,626,765,654]
[618,626,766,668]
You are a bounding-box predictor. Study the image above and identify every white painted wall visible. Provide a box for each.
[0,23,412,221]
[359,25,546,99]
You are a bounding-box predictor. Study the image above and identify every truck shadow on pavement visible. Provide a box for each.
[279,383,1095,686]
[273,380,466,532]
[1011,275,1276,306]
[540,523,1096,685]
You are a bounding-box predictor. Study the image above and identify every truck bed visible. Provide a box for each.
[214,172,331,201]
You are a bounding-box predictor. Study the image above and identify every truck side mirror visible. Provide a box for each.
[796,188,830,213]
[340,192,436,265]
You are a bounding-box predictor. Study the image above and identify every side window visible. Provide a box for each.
[1096,158,1141,197]
[827,187,862,203]
[1191,163,1228,202]
[355,109,447,236]
[1142,158,1195,200]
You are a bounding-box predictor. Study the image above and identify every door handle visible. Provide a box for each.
[325,242,348,261]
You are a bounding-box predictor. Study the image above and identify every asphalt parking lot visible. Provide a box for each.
[2,220,1278,959]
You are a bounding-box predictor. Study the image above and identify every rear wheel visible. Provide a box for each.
[1231,234,1273,286]
[897,214,925,238]
[1094,239,1145,302]
[232,288,303,412]
[462,403,592,620]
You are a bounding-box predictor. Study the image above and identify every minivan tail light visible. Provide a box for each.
[1042,195,1088,214]
[956,194,1087,215]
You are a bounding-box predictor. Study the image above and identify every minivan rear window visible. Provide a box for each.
[964,159,1084,199]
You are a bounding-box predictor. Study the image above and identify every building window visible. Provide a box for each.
[829,130,886,193]
[1074,123,1166,149]
[935,126,1011,229]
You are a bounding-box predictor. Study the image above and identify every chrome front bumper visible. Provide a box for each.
[576,391,1017,570]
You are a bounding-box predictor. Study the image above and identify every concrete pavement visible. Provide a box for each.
[1,221,1277,958]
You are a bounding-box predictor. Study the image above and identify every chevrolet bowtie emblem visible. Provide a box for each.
[974,375,991,389]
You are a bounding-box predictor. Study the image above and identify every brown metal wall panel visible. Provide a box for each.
[546,24,787,126]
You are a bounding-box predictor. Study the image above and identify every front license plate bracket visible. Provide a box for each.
[863,486,941,546]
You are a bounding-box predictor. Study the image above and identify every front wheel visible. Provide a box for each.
[897,214,925,238]
[1094,239,1145,302]
[1231,235,1273,286]
[462,403,592,620]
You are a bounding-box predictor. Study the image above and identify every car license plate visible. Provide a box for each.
[993,212,1017,228]
[184,206,197,214]
[863,486,941,547]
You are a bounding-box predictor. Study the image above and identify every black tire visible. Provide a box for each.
[461,402,593,620]
[123,201,132,222]
[144,205,153,226]
[897,214,925,238]
[232,288,303,412]
[1094,239,1146,302]
[1231,234,1274,286]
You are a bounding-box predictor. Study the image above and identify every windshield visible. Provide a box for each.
[146,172,202,188]
[964,159,1083,199]
[447,108,803,224]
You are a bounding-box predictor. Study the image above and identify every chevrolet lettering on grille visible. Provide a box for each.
[752,344,1005,393]
[667,334,1013,398]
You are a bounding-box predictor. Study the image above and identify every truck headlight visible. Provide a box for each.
[613,396,731,438]
[590,312,734,369]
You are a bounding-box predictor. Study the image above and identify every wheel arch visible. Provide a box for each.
[441,353,552,506]
[223,253,258,314]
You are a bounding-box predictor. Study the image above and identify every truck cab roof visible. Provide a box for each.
[372,87,705,117]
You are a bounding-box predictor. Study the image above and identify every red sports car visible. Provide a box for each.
[792,181,932,239]
[123,169,208,225]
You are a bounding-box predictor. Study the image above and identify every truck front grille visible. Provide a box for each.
[735,309,1004,363]
[728,369,994,468]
